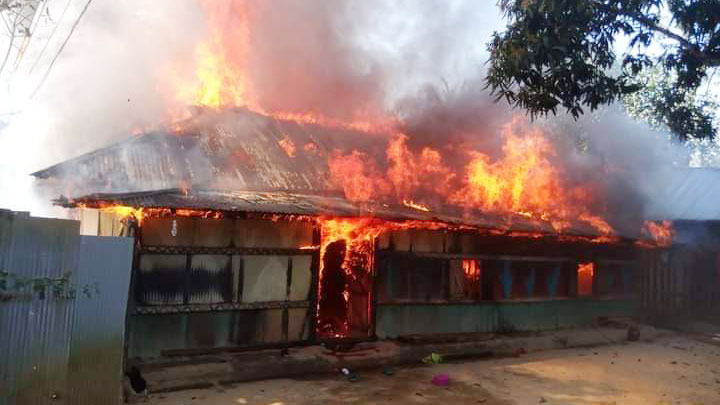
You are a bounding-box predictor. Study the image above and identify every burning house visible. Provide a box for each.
[32,107,650,369]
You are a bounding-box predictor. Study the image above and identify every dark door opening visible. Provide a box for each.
[316,239,373,339]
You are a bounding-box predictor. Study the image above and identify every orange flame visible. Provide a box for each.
[462,259,481,278]
[159,5,617,240]
[329,118,613,236]
[76,204,226,225]
[95,205,145,224]
[164,2,396,134]
[278,138,297,158]
[577,262,594,296]
[402,200,430,212]
[642,220,674,247]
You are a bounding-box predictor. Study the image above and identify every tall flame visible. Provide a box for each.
[642,220,674,247]
[577,262,594,296]
[329,118,613,236]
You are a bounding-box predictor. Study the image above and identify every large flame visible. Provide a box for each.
[329,118,613,236]
[642,220,674,247]
[577,262,594,296]
[161,2,614,241]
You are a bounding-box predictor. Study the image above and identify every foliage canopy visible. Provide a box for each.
[486,0,720,140]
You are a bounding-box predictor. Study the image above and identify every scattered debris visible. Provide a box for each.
[431,374,450,387]
[422,353,444,365]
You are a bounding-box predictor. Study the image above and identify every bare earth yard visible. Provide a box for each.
[146,334,720,405]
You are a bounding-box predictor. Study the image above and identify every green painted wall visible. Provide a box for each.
[376,299,637,338]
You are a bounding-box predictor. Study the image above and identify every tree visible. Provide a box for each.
[486,0,720,141]
[623,64,718,140]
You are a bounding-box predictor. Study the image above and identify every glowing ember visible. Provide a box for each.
[278,138,297,158]
[77,204,227,225]
[402,199,430,212]
[642,220,674,247]
[463,259,481,278]
[95,205,145,224]
[577,262,594,296]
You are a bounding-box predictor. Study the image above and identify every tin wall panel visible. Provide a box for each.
[411,230,445,252]
[66,236,133,405]
[141,217,194,246]
[193,219,232,247]
[289,256,312,301]
[0,214,79,405]
[137,255,185,305]
[288,308,310,341]
[127,314,187,360]
[235,219,312,248]
[189,255,231,304]
[241,256,287,302]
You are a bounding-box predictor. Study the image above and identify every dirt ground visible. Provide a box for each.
[146,334,720,405]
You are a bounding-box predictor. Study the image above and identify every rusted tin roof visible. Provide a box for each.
[36,108,637,240]
[33,108,385,197]
[56,188,626,239]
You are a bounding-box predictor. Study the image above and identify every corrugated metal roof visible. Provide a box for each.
[32,108,383,196]
[644,168,720,221]
[34,108,638,240]
[57,188,631,239]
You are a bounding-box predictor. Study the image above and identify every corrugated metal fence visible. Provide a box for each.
[639,246,720,322]
[0,210,133,405]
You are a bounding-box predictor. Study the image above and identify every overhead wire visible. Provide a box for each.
[29,0,92,99]
[13,0,50,71]
[28,0,73,74]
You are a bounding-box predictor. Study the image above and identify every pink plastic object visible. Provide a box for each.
[431,374,450,386]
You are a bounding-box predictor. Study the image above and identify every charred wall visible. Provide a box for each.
[374,229,639,338]
[125,216,316,360]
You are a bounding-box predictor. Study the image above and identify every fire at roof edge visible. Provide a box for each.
[52,188,646,243]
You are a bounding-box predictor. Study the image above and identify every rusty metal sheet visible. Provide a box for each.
[57,188,638,240]
[32,108,358,196]
[32,108,639,240]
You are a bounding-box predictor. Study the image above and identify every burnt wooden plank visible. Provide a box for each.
[134,300,311,314]
[141,245,317,256]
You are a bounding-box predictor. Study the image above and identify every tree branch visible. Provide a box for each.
[591,0,719,66]
[0,5,20,77]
